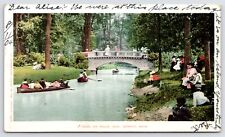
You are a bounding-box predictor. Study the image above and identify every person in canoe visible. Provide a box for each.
[112,68,119,74]
[50,80,61,88]
[34,80,43,89]
[77,70,88,82]
[39,78,46,89]
[20,78,29,89]
[59,79,69,88]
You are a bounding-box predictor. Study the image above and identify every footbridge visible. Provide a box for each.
[84,51,153,71]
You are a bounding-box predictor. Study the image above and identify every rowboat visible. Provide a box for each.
[112,69,119,74]
[17,86,69,93]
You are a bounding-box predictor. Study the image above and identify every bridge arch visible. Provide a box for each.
[93,61,139,69]
[88,57,153,71]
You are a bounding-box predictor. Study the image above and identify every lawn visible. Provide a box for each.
[14,66,82,84]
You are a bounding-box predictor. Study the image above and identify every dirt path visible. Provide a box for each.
[130,85,159,96]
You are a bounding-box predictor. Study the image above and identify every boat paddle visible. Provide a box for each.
[88,78,102,82]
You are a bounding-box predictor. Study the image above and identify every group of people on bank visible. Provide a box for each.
[147,56,210,121]
[169,62,210,121]
[170,55,205,72]
[20,78,69,89]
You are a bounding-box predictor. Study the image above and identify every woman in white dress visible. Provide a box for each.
[105,45,110,56]
[173,58,181,71]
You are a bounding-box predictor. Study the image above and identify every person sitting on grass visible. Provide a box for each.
[168,97,191,121]
[189,68,204,91]
[181,63,197,89]
[193,85,210,107]
[20,78,29,89]
[149,70,160,86]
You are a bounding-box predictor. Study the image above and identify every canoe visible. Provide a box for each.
[77,77,88,83]
[17,86,69,93]
[112,69,119,74]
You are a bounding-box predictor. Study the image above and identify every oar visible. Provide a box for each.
[88,78,102,82]
[62,88,75,90]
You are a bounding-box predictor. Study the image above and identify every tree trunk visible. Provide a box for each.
[82,13,92,52]
[102,23,107,48]
[45,13,52,69]
[119,20,123,50]
[107,14,111,45]
[157,14,162,73]
[14,13,22,55]
[204,40,211,80]
[183,15,192,76]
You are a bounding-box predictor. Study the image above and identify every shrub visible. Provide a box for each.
[134,70,150,88]
[58,56,71,67]
[27,52,45,64]
[203,80,214,102]
[14,55,27,67]
[190,105,214,121]
[147,52,158,61]
[73,52,88,69]
[135,78,149,88]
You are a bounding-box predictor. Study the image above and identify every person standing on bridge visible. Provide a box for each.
[105,45,110,56]
[114,46,120,56]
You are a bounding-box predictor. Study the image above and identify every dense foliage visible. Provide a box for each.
[14,13,214,71]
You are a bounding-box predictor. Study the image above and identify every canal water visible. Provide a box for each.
[13,68,137,121]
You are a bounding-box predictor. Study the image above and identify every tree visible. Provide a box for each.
[204,41,211,80]
[14,13,22,55]
[129,14,183,71]
[157,14,162,73]
[82,13,92,52]
[183,15,192,76]
[45,13,52,69]
[191,14,214,80]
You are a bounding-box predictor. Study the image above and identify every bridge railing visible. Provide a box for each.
[83,51,147,58]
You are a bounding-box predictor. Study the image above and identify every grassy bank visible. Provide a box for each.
[132,70,214,121]
[14,66,84,84]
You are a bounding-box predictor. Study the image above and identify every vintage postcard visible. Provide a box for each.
[4,4,221,132]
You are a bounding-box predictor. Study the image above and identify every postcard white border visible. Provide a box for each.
[4,4,221,132]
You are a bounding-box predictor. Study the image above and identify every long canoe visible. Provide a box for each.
[17,87,69,93]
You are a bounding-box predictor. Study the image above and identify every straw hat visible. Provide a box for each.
[150,70,156,75]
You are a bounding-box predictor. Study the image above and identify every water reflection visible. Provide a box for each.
[14,68,137,121]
